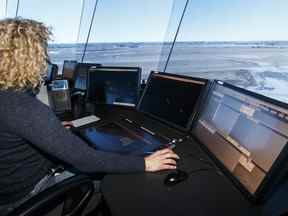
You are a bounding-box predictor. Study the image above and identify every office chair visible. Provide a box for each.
[7,175,94,216]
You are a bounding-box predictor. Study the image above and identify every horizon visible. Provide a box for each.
[48,40,288,45]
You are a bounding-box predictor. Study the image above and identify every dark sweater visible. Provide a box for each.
[0,89,144,205]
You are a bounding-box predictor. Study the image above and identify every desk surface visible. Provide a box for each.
[88,106,263,216]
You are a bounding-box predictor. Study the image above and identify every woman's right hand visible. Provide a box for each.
[144,148,179,172]
[61,121,73,129]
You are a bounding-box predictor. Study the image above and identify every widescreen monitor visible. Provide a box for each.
[87,66,141,106]
[193,81,288,200]
[137,72,209,131]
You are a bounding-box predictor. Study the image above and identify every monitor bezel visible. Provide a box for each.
[45,63,57,82]
[192,80,288,202]
[62,60,78,81]
[86,66,142,106]
[137,71,210,132]
[74,62,102,90]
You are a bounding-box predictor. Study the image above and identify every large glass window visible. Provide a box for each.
[76,0,98,62]
[4,0,286,103]
[0,0,6,19]
[5,0,186,79]
[166,0,288,103]
[157,0,188,73]
[16,0,84,68]
[83,0,186,79]
[4,0,18,17]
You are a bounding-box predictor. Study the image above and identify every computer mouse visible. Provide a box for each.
[164,169,188,186]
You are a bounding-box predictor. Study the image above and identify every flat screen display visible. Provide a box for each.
[45,63,53,82]
[62,60,77,80]
[137,72,208,130]
[74,63,101,90]
[193,81,288,198]
[51,80,69,90]
[87,67,141,106]
[46,63,58,83]
[79,122,165,155]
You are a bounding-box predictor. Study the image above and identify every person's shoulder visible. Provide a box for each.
[0,89,40,108]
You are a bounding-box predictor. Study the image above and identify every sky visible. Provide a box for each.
[1,0,288,43]
[0,0,6,19]
[87,0,176,43]
[178,0,288,41]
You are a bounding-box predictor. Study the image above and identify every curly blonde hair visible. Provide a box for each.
[0,18,51,90]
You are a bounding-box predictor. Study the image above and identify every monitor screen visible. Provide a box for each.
[46,63,58,83]
[87,67,141,106]
[62,60,77,80]
[74,63,101,90]
[46,63,53,82]
[137,72,208,130]
[193,81,288,198]
[78,122,165,155]
[51,80,69,90]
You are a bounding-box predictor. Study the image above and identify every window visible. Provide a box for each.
[76,0,98,62]
[165,0,288,103]
[7,0,185,79]
[83,0,186,79]
[16,0,85,70]
[3,1,286,103]
[0,0,6,19]
[3,0,18,17]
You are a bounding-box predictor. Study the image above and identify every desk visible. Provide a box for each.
[85,106,263,216]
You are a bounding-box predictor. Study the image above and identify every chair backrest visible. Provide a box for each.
[7,175,94,216]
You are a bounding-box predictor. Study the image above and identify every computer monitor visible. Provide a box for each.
[137,72,209,131]
[86,66,141,107]
[193,80,288,200]
[45,62,58,83]
[62,60,77,80]
[47,80,71,113]
[77,122,166,155]
[74,63,101,91]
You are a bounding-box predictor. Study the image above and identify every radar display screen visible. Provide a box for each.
[87,67,141,107]
[138,72,208,130]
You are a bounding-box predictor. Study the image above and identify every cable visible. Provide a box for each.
[81,0,100,62]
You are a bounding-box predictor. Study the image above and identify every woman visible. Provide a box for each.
[0,18,178,215]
